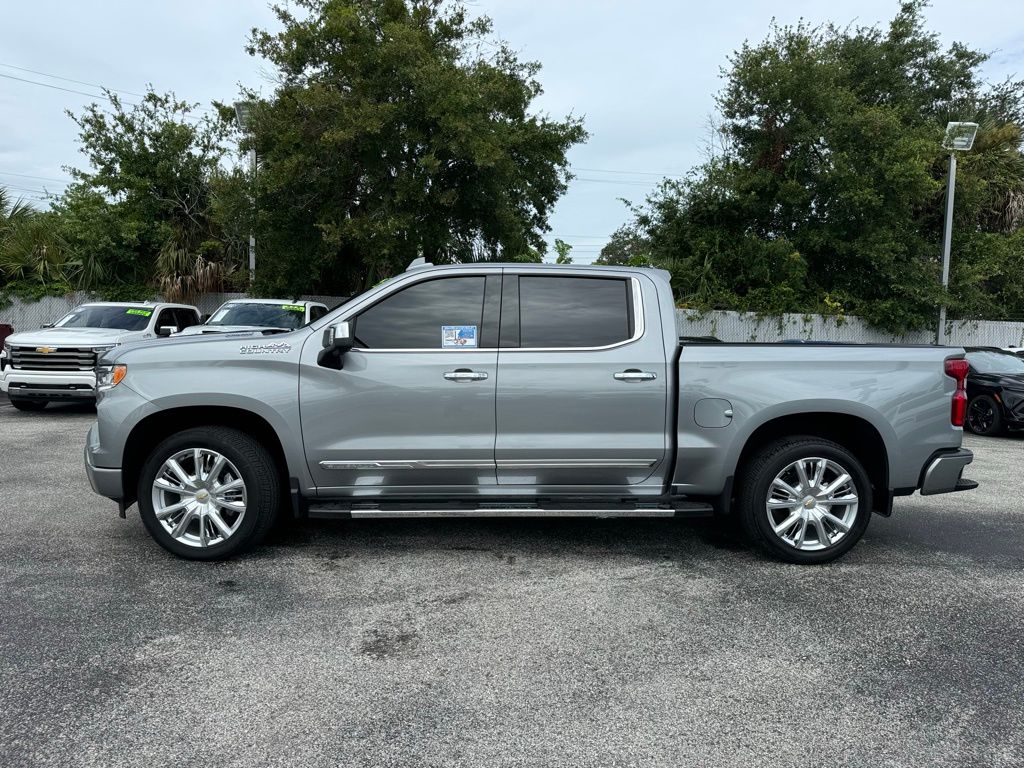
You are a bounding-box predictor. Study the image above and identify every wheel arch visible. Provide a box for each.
[732,411,890,515]
[121,406,291,509]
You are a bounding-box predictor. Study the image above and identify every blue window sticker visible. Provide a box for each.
[442,325,478,348]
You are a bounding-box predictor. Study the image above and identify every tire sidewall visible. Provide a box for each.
[748,441,873,564]
[137,428,272,560]
[966,395,1002,436]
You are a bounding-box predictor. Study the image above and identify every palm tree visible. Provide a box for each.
[0,186,77,289]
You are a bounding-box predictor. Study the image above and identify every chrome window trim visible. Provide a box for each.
[343,273,644,355]
[504,276,645,353]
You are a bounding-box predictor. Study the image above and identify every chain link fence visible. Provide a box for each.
[3,293,1024,347]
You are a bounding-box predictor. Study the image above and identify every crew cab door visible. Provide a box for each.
[495,271,669,490]
[299,272,500,494]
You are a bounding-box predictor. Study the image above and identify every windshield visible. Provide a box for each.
[207,303,306,330]
[967,351,1024,375]
[54,305,153,331]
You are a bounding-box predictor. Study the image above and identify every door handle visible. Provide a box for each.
[614,369,657,382]
[444,369,489,382]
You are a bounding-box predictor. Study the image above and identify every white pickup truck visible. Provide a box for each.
[0,301,199,410]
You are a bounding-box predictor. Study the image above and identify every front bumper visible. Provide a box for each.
[2,369,97,400]
[920,448,975,496]
[85,422,124,501]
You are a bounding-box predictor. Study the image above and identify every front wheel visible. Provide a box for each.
[737,437,872,564]
[965,395,1004,436]
[10,398,48,411]
[137,426,281,560]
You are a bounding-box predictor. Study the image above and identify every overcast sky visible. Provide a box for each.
[1,0,1021,262]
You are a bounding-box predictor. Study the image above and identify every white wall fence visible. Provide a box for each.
[3,292,1024,347]
[677,309,1024,347]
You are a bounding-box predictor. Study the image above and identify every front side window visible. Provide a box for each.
[355,277,485,349]
[55,305,153,332]
[518,276,633,348]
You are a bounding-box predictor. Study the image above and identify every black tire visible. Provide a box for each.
[965,395,1004,436]
[137,426,281,561]
[737,436,873,564]
[9,398,47,412]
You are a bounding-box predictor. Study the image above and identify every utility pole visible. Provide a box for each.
[234,102,256,287]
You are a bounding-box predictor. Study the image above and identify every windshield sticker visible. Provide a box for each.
[442,325,477,348]
[240,342,293,356]
[281,304,304,312]
[125,309,152,317]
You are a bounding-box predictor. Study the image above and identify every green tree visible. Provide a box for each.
[595,225,651,266]
[242,0,587,295]
[554,238,573,264]
[619,1,1024,331]
[0,188,75,294]
[64,92,243,299]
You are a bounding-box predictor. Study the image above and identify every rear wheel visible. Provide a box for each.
[966,395,1004,436]
[10,398,47,412]
[137,426,281,560]
[737,437,872,564]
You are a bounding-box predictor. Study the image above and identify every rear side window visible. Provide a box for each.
[175,308,199,329]
[518,276,633,348]
[309,305,327,322]
[355,277,486,349]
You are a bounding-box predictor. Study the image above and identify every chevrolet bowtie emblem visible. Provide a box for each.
[36,346,57,354]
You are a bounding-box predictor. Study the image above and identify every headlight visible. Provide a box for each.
[2,342,10,355]
[97,364,127,391]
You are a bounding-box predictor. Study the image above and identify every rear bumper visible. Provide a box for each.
[1,369,96,400]
[85,422,124,500]
[920,448,975,496]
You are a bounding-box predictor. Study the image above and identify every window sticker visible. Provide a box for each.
[442,325,478,348]
[281,304,304,312]
[125,309,152,317]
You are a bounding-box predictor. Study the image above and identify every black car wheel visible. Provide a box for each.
[966,395,1004,436]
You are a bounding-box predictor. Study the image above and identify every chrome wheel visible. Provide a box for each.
[765,457,859,552]
[151,448,247,548]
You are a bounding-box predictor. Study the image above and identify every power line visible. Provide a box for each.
[0,62,147,99]
[0,170,71,185]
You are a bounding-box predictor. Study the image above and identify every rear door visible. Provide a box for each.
[494,271,669,490]
[300,272,501,494]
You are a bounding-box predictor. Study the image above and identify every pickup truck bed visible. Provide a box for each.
[84,262,975,564]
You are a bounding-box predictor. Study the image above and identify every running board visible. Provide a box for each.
[305,501,715,520]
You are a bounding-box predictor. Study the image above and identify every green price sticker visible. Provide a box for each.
[281,304,304,312]
[125,309,152,317]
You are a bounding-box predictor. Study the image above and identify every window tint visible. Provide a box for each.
[518,277,632,348]
[175,308,199,329]
[309,305,326,322]
[156,309,178,330]
[355,277,486,349]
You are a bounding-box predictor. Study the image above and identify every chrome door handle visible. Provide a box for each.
[614,370,657,382]
[444,369,489,382]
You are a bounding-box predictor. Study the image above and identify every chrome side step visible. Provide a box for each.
[305,501,714,520]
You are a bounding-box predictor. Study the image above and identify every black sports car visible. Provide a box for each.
[964,347,1024,436]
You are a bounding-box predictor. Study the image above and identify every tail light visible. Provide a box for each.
[944,358,969,427]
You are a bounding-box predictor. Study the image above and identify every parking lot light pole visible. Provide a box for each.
[234,101,256,287]
[937,121,979,346]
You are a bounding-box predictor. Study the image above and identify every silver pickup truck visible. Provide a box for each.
[84,263,976,564]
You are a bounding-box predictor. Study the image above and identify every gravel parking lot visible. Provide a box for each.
[1,396,1022,767]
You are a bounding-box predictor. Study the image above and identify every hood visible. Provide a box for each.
[972,372,1024,390]
[102,328,307,363]
[175,325,288,336]
[4,327,134,348]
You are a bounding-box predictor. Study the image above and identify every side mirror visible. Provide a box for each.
[156,326,177,337]
[41,322,54,329]
[200,313,211,324]
[318,321,354,368]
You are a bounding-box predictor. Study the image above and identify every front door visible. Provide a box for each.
[300,272,500,495]
[494,271,669,490]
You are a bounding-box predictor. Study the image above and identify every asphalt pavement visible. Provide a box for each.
[1,400,1022,767]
